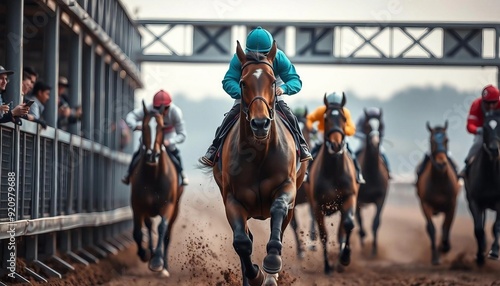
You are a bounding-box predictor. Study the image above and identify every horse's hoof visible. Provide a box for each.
[248,266,264,286]
[138,249,150,262]
[149,256,165,272]
[263,273,279,286]
[488,250,499,260]
[371,247,378,257]
[336,262,345,273]
[263,254,282,274]
[477,255,486,266]
[339,246,351,266]
[297,251,305,260]
[431,258,440,265]
[309,245,317,252]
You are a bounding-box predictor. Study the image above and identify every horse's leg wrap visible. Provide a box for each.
[339,208,354,266]
[263,196,289,274]
[149,217,168,272]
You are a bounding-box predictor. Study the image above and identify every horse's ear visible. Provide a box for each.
[379,108,383,117]
[236,40,245,63]
[323,93,328,106]
[267,41,277,62]
[341,92,346,107]
[444,120,448,130]
[304,106,308,116]
[142,100,147,115]
[363,108,368,117]
[426,121,432,132]
[158,104,166,115]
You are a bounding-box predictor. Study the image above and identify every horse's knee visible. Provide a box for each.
[270,198,289,217]
[343,215,355,233]
[233,234,253,257]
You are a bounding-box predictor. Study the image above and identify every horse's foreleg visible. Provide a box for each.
[372,200,385,257]
[149,216,168,272]
[314,206,331,275]
[488,204,500,260]
[468,201,486,266]
[421,203,439,265]
[439,207,455,254]
[355,205,365,248]
[308,204,317,251]
[339,206,355,267]
[290,213,305,259]
[133,214,148,262]
[263,193,293,274]
[226,198,262,286]
[144,217,154,257]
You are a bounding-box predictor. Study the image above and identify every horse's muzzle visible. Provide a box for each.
[250,118,271,139]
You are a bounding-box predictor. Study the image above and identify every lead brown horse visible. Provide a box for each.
[306,94,359,274]
[463,110,500,266]
[415,121,460,265]
[209,41,307,286]
[130,102,183,277]
[355,108,389,257]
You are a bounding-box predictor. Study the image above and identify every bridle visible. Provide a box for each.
[240,60,276,122]
[324,105,346,154]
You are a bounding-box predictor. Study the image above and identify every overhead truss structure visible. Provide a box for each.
[135,20,500,67]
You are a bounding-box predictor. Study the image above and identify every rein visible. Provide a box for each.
[240,60,276,122]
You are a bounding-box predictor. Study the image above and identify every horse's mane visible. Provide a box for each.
[245,51,267,62]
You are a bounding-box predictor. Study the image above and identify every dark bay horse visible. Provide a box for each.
[355,108,389,257]
[415,121,460,265]
[464,110,500,266]
[211,41,307,286]
[306,94,359,274]
[290,107,317,258]
[130,102,183,277]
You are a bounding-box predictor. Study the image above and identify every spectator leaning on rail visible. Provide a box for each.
[122,89,189,186]
[25,81,51,129]
[458,84,500,177]
[0,65,30,124]
[57,76,82,130]
[199,26,312,166]
[306,91,365,184]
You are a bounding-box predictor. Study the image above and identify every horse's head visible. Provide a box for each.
[141,100,166,164]
[362,107,384,149]
[323,93,347,155]
[427,121,449,170]
[237,40,277,140]
[482,110,500,160]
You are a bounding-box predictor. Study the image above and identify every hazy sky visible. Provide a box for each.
[120,0,500,104]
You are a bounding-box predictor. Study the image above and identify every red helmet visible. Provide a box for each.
[153,89,172,108]
[481,85,500,102]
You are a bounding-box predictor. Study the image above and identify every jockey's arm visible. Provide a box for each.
[466,100,481,134]
[306,106,324,132]
[222,55,243,99]
[125,106,145,131]
[274,51,302,95]
[343,108,356,136]
[169,107,187,145]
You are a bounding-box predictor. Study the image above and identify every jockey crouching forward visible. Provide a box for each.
[122,89,189,186]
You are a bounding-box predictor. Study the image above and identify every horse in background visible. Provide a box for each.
[130,102,183,277]
[416,121,460,265]
[355,108,389,257]
[306,94,359,274]
[211,41,307,286]
[290,106,317,258]
[463,110,500,266]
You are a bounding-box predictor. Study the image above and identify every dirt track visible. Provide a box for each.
[12,177,500,286]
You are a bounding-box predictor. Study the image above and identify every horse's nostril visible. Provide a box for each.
[251,118,269,130]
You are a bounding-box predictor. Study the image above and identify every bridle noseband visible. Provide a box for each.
[325,105,346,153]
[240,60,276,122]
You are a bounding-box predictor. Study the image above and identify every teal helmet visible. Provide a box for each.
[246,26,273,53]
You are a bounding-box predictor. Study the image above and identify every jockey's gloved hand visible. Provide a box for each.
[477,127,483,135]
[311,127,318,135]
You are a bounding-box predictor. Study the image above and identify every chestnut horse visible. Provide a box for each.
[355,108,389,257]
[463,110,500,266]
[290,107,317,258]
[306,94,359,274]
[210,41,307,286]
[130,102,183,277]
[416,121,460,265]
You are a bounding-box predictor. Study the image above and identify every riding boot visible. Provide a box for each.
[170,148,189,186]
[122,148,142,185]
[199,104,240,167]
[277,100,313,162]
[458,159,469,179]
[346,144,365,184]
[415,154,431,183]
[381,152,392,179]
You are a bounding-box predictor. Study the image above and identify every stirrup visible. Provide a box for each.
[121,175,130,185]
[199,156,215,167]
